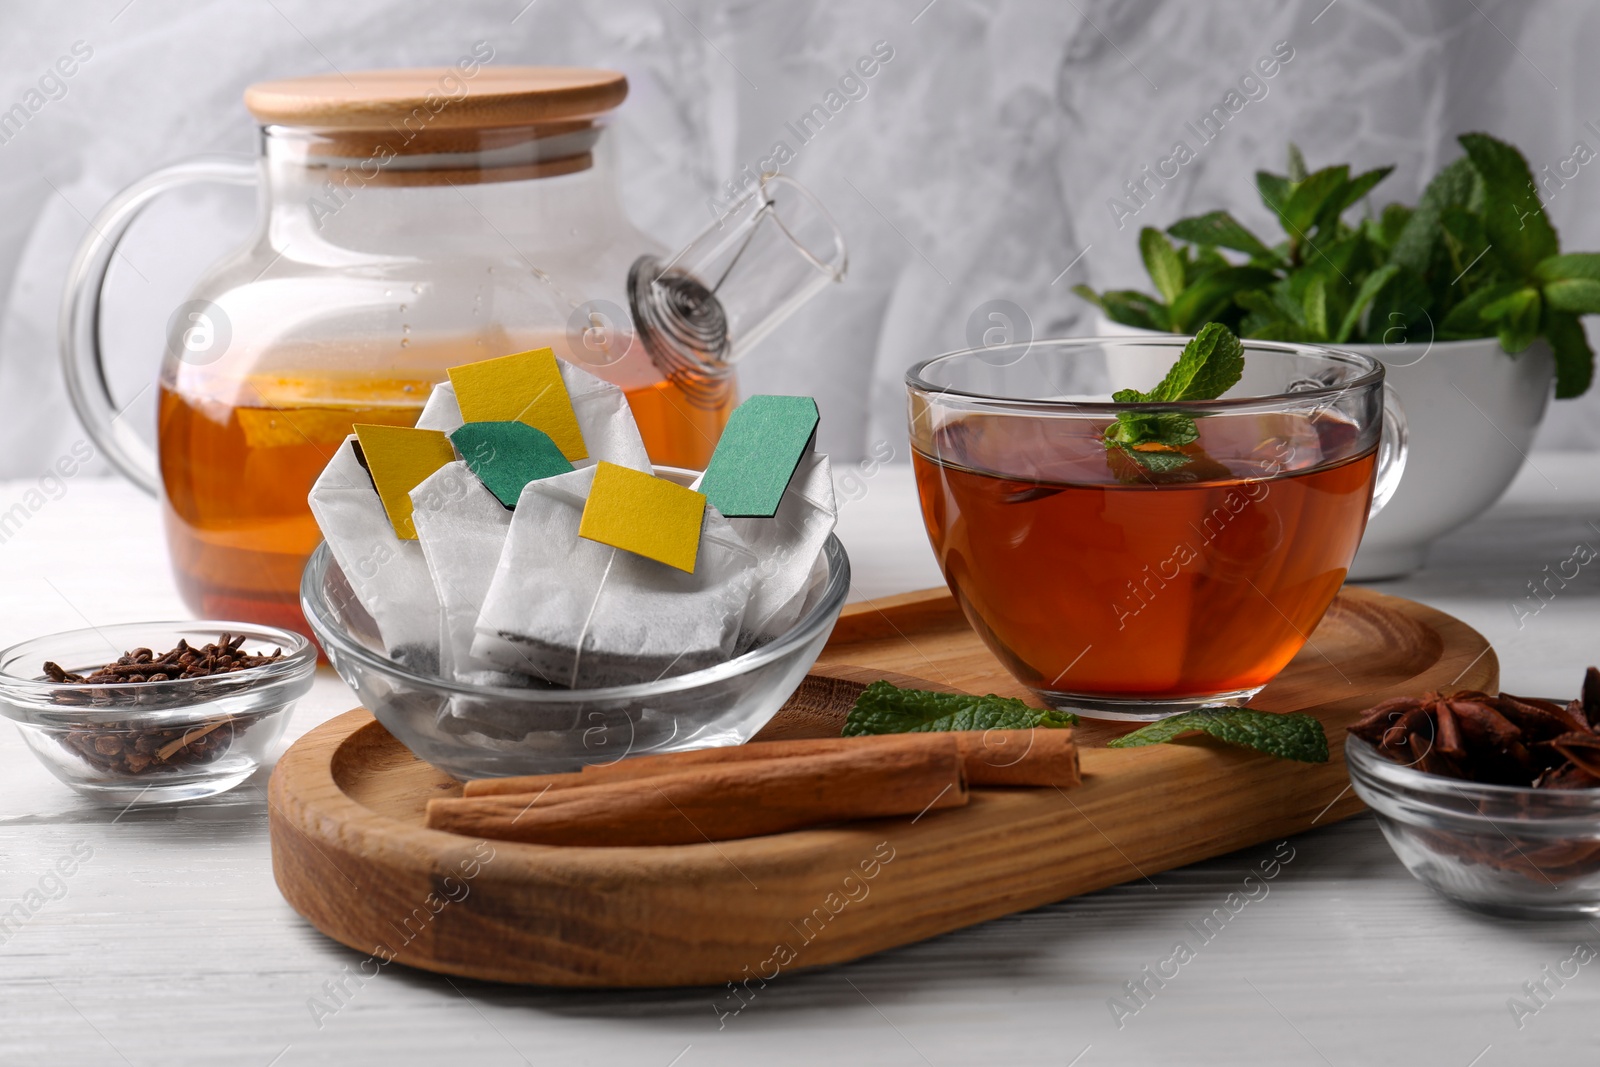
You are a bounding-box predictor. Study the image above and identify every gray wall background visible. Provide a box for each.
[1,0,1597,478]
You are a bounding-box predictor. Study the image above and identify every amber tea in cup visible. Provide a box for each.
[907,337,1405,720]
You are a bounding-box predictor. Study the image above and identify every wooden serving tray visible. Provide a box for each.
[269,586,1495,987]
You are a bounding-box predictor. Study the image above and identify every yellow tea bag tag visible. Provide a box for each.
[448,348,588,461]
[578,462,706,573]
[352,424,456,540]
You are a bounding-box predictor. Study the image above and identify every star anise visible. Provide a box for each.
[1348,668,1600,789]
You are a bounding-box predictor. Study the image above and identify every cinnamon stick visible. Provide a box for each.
[427,735,969,846]
[954,729,1079,787]
[461,729,1079,798]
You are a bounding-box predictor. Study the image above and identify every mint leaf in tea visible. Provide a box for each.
[1106,707,1329,763]
[843,681,1078,736]
[1104,322,1245,474]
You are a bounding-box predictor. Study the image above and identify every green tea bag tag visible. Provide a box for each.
[451,422,575,508]
[699,395,820,518]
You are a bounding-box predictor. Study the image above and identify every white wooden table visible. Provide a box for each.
[1,459,1597,1065]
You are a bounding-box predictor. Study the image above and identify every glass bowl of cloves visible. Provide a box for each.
[1345,668,1600,918]
[0,622,316,805]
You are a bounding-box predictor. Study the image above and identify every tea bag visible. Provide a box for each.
[555,358,653,472]
[409,460,522,687]
[471,465,759,688]
[726,452,837,643]
[307,436,445,673]
[415,380,464,432]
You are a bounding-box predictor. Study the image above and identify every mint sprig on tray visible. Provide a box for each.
[1103,322,1244,473]
[842,681,1078,736]
[1107,707,1329,763]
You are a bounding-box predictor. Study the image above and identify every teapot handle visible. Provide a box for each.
[59,156,258,495]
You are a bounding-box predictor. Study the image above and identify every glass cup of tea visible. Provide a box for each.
[906,336,1406,721]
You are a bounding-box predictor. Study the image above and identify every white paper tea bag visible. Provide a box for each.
[471,465,759,688]
[409,461,524,686]
[307,438,444,673]
[414,379,464,432]
[556,360,652,472]
[727,452,837,643]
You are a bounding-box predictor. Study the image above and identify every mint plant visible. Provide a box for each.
[1075,134,1596,399]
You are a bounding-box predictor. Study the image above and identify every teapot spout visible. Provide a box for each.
[629,173,846,392]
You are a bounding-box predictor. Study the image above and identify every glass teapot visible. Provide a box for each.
[60,65,846,633]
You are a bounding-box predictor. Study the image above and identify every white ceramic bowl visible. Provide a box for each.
[1347,336,1552,579]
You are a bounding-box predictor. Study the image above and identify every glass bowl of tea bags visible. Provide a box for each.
[302,534,847,779]
[301,348,848,778]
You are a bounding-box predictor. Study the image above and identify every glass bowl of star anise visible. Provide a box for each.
[1345,669,1600,918]
[0,622,316,805]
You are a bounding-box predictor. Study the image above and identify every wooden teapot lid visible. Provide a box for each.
[244,67,628,183]
[244,67,628,130]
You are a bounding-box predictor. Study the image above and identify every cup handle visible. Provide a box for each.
[1368,382,1408,518]
[59,156,258,495]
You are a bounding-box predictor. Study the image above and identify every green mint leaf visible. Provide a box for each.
[1256,170,1292,223]
[1234,288,1288,323]
[1075,287,1173,332]
[1282,165,1350,234]
[1166,212,1275,260]
[1147,321,1245,402]
[1186,245,1233,282]
[842,681,1077,737]
[1070,284,1104,311]
[1150,412,1201,445]
[1375,203,1413,249]
[1361,266,1431,345]
[1458,132,1558,276]
[1305,233,1365,283]
[1389,156,1480,275]
[1332,165,1395,216]
[1334,264,1399,343]
[1436,279,1523,339]
[1308,169,1384,237]
[1301,275,1329,340]
[1139,227,1186,304]
[1286,144,1308,184]
[1536,252,1600,284]
[1106,707,1329,763]
[1439,202,1490,258]
[1111,444,1198,474]
[1544,311,1596,400]
[1543,278,1600,315]
[1247,320,1316,343]
[1107,409,1199,450]
[1168,267,1276,332]
[1482,287,1542,353]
